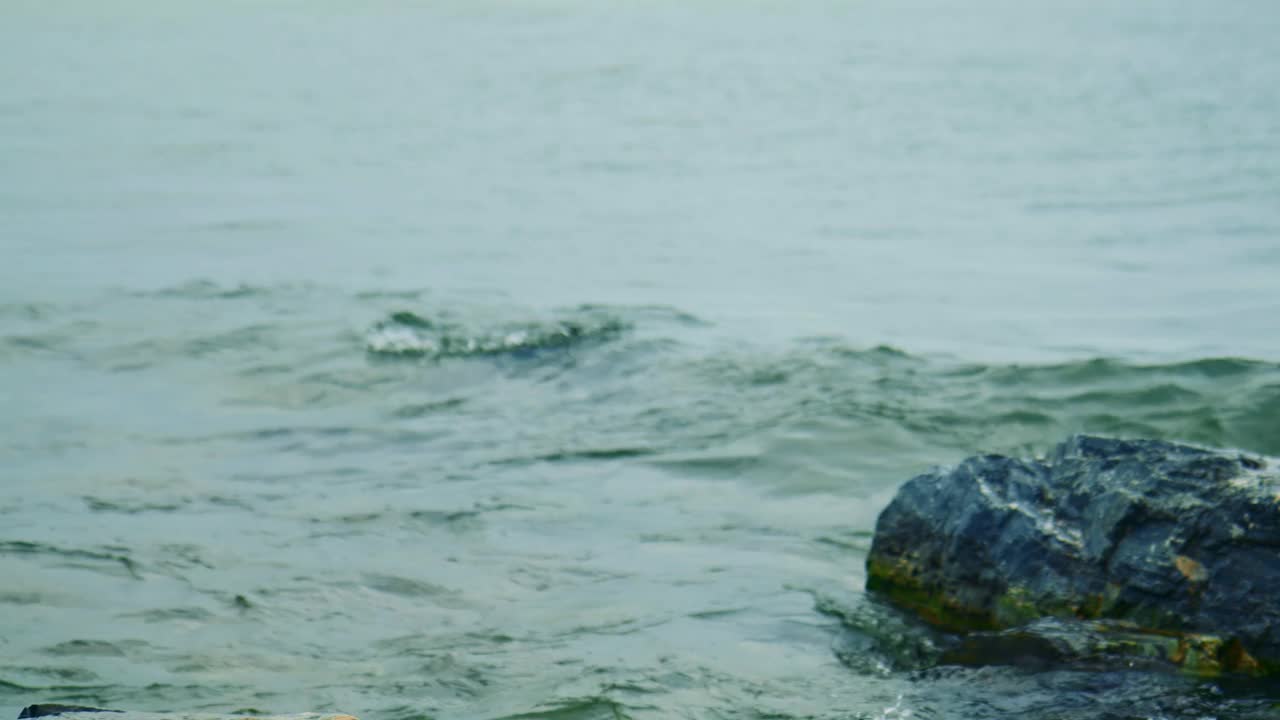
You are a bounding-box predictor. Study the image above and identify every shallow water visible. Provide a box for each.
[3,1,1280,718]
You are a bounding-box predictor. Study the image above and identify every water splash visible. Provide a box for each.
[873,694,913,720]
[365,308,628,359]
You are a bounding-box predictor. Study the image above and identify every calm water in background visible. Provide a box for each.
[2,1,1279,718]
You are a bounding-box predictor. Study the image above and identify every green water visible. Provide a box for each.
[3,1,1280,718]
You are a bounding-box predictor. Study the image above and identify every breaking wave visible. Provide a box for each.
[365,307,629,359]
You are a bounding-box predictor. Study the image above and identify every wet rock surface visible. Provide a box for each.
[867,435,1280,676]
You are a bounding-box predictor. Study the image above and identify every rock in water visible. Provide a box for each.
[19,709,120,719]
[17,710,356,720]
[866,435,1280,676]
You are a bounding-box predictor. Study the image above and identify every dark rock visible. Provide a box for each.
[19,708,119,719]
[866,435,1280,676]
[17,711,356,720]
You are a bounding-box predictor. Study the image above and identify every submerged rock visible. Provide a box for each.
[19,709,120,719]
[17,708,356,720]
[866,435,1280,676]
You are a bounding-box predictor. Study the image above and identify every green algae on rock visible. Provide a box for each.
[866,435,1280,677]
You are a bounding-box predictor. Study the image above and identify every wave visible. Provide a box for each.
[365,306,629,359]
[460,337,1280,476]
[941,355,1280,456]
[138,279,286,300]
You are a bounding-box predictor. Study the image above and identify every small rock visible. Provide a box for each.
[20,707,120,719]
[18,707,357,720]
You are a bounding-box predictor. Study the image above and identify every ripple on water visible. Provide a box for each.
[6,286,1280,720]
[120,607,217,624]
[41,640,136,658]
[0,541,143,580]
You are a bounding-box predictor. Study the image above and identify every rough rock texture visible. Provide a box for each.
[866,435,1280,676]
[17,708,356,720]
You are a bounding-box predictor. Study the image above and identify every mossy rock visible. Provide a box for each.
[866,435,1280,677]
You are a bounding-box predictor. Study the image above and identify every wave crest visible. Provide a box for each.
[365,308,628,359]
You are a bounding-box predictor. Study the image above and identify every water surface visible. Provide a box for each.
[3,1,1280,718]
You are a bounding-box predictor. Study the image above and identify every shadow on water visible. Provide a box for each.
[897,666,1280,720]
[819,592,1280,720]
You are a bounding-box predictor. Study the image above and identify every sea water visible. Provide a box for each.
[3,1,1279,718]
